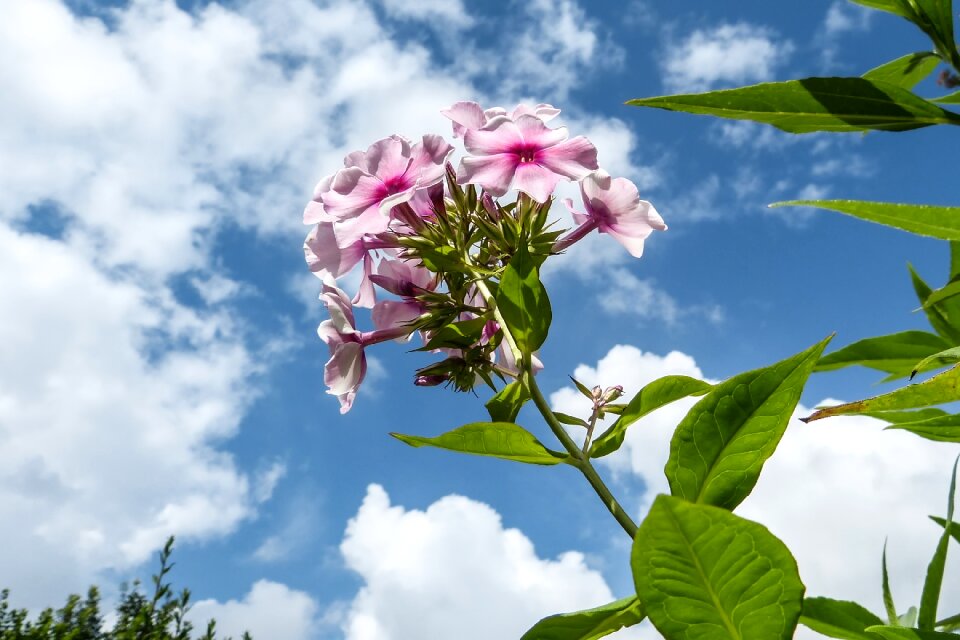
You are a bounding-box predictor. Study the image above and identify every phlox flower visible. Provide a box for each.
[559,170,667,258]
[441,101,560,138]
[457,114,598,203]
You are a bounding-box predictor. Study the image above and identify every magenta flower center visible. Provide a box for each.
[511,143,540,164]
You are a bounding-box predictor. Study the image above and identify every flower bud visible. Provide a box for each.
[601,385,624,404]
[481,193,500,221]
[415,374,447,387]
[591,385,603,401]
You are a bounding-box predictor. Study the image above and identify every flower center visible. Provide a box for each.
[512,144,539,164]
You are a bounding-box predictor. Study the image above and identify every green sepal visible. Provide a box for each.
[390,422,569,465]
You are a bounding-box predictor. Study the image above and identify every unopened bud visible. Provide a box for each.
[591,385,603,401]
[601,385,624,404]
[415,374,447,387]
[481,193,500,221]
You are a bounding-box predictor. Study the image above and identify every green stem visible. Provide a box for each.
[524,369,639,539]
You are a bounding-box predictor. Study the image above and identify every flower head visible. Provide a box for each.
[441,101,560,138]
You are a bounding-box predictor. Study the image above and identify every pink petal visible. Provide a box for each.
[379,185,417,215]
[336,390,357,414]
[513,162,562,203]
[303,175,334,224]
[352,252,377,308]
[464,116,523,155]
[325,341,366,396]
[536,136,598,180]
[365,136,412,182]
[322,168,386,220]
[457,154,519,197]
[304,223,365,279]
[441,102,487,138]
[511,103,561,122]
[603,201,667,258]
[403,134,453,186]
[372,300,421,335]
[320,285,357,335]
[332,207,391,247]
[562,198,590,225]
[514,114,568,149]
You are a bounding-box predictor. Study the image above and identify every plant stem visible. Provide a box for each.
[524,369,639,539]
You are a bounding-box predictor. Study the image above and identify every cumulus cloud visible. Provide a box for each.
[661,23,794,92]
[550,345,960,637]
[189,580,319,640]
[378,0,472,27]
[337,484,619,640]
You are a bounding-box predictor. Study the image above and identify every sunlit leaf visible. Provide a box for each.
[519,596,645,640]
[803,366,960,422]
[933,90,960,104]
[909,265,960,344]
[666,336,831,509]
[496,244,551,354]
[815,331,949,380]
[863,52,940,89]
[864,625,960,638]
[799,597,884,639]
[632,495,804,640]
[589,375,712,458]
[861,408,949,423]
[918,457,958,629]
[929,516,960,545]
[628,78,960,133]
[485,381,529,423]
[390,422,568,465]
[768,200,960,241]
[883,542,898,625]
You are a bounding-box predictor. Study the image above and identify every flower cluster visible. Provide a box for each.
[303,101,667,413]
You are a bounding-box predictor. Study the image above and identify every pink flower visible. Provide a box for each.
[369,258,436,334]
[322,135,453,222]
[318,285,414,413]
[458,115,598,202]
[441,101,560,138]
[304,224,396,308]
[558,170,667,258]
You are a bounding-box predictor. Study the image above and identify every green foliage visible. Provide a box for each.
[768,201,960,241]
[390,421,569,465]
[862,52,941,88]
[883,413,960,442]
[485,380,530,423]
[799,597,884,639]
[628,78,960,132]
[665,336,830,510]
[0,538,249,640]
[863,626,960,639]
[631,495,804,640]
[519,596,645,640]
[917,458,957,630]
[589,375,712,458]
[496,244,551,355]
[814,331,950,381]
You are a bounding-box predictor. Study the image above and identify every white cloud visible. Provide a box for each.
[711,120,800,152]
[823,1,873,36]
[337,484,620,640]
[597,268,723,327]
[550,345,960,637]
[662,23,794,92]
[666,173,722,221]
[378,0,472,27]
[189,580,320,640]
[0,225,265,607]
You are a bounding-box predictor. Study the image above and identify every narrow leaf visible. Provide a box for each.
[800,597,884,640]
[666,336,831,509]
[933,90,960,104]
[935,611,960,628]
[929,516,960,545]
[815,331,950,379]
[913,347,960,378]
[865,625,960,638]
[849,0,909,15]
[923,281,960,309]
[590,375,712,458]
[420,317,489,351]
[553,412,589,428]
[803,365,960,422]
[769,200,960,241]
[496,244,552,354]
[632,495,805,640]
[485,381,530,423]
[886,413,960,442]
[519,596,645,640]
[863,52,940,89]
[909,265,960,344]
[917,457,958,629]
[861,408,949,423]
[627,78,960,133]
[390,422,568,465]
[883,542,899,625]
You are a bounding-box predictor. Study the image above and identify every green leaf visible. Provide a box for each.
[863,52,941,89]
[519,596,645,640]
[589,375,712,459]
[923,280,960,310]
[390,422,568,465]
[768,200,960,241]
[849,0,909,15]
[569,376,595,399]
[861,408,949,423]
[935,611,960,629]
[800,597,884,640]
[865,625,960,638]
[909,265,960,344]
[815,331,950,380]
[666,336,831,509]
[883,542,899,625]
[496,244,552,354]
[803,365,960,422]
[929,516,960,545]
[420,317,490,351]
[632,495,805,640]
[933,90,960,104]
[627,78,960,133]
[913,347,960,378]
[485,381,529,423]
[553,412,589,428]
[918,457,958,629]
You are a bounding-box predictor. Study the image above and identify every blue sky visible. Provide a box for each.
[2,0,959,638]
